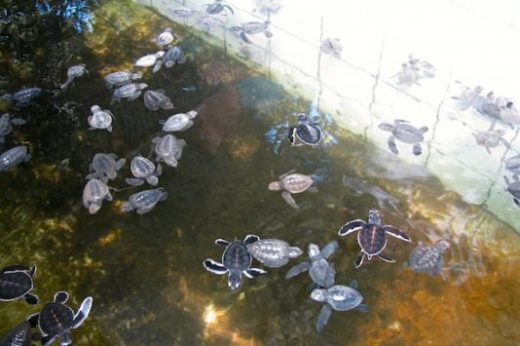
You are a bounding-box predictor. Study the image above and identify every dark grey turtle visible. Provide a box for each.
[311,281,368,333]
[405,239,451,278]
[203,234,266,290]
[88,105,114,132]
[204,0,234,15]
[29,291,92,346]
[82,178,112,214]
[473,122,510,154]
[320,38,343,58]
[60,64,88,89]
[126,155,162,186]
[338,209,411,268]
[0,320,32,346]
[0,265,38,305]
[378,119,428,155]
[229,21,272,44]
[285,241,338,288]
[112,83,148,103]
[452,85,484,111]
[504,175,520,206]
[86,153,126,182]
[505,154,520,178]
[0,146,30,172]
[0,113,25,144]
[288,112,324,146]
[163,46,188,68]
[1,87,42,107]
[103,71,142,89]
[247,238,303,268]
[135,51,165,73]
[143,89,174,111]
[121,188,168,214]
[152,134,187,168]
[152,28,176,47]
[160,111,197,132]
[268,170,317,210]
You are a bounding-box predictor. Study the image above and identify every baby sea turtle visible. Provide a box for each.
[163,46,188,68]
[121,188,168,214]
[203,234,266,290]
[60,64,88,89]
[29,291,92,346]
[82,178,112,214]
[88,105,114,132]
[2,87,42,107]
[169,7,198,19]
[86,153,126,182]
[135,51,165,73]
[104,71,142,89]
[152,134,186,168]
[505,154,520,178]
[0,320,32,346]
[338,209,411,268]
[0,265,38,305]
[285,241,338,288]
[268,170,317,210]
[204,0,234,15]
[473,122,510,154]
[378,119,428,155]
[143,89,174,111]
[247,238,303,268]
[159,110,197,132]
[126,155,162,186]
[152,28,177,47]
[0,146,30,172]
[405,239,451,279]
[504,175,520,206]
[288,112,324,146]
[311,281,368,333]
[320,38,343,58]
[0,113,25,144]
[112,83,148,103]
[229,21,272,44]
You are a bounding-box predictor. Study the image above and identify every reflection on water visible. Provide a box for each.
[0,0,519,345]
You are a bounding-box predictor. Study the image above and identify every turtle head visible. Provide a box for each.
[147,176,159,186]
[288,246,303,258]
[268,181,282,191]
[88,203,101,215]
[367,209,381,225]
[435,239,451,252]
[310,288,327,302]
[228,271,242,291]
[132,72,142,80]
[308,243,320,259]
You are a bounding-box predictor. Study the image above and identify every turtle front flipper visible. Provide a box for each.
[388,136,399,154]
[382,225,411,242]
[244,234,260,245]
[27,313,39,328]
[316,304,333,333]
[287,127,296,144]
[285,261,310,279]
[338,219,366,236]
[215,239,230,247]
[203,259,227,275]
[125,178,145,186]
[320,240,339,259]
[282,191,300,209]
[72,296,93,328]
[244,267,266,278]
[1,264,32,274]
[25,293,38,305]
[412,143,422,155]
[378,254,396,263]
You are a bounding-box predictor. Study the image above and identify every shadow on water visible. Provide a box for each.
[0,0,520,345]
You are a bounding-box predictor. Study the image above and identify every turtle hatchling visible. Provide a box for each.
[126,155,162,186]
[0,265,38,305]
[28,291,92,346]
[320,38,343,58]
[311,281,368,333]
[285,241,338,288]
[163,46,188,68]
[121,188,168,214]
[112,83,148,103]
[268,170,317,210]
[82,178,112,214]
[152,134,186,167]
[0,113,25,144]
[504,175,520,206]
[135,51,165,73]
[144,89,174,111]
[505,154,520,178]
[338,209,411,268]
[288,112,324,146]
[229,21,272,44]
[152,28,177,47]
[378,119,428,155]
[160,110,197,132]
[0,320,33,346]
[60,64,88,89]
[204,0,234,15]
[405,239,450,279]
[247,238,303,268]
[2,87,42,108]
[86,153,126,182]
[104,71,142,89]
[88,105,114,132]
[0,146,30,172]
[473,122,510,154]
[203,234,266,290]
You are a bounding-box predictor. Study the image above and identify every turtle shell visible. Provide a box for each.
[130,156,155,178]
[247,239,290,267]
[408,245,444,275]
[393,123,424,143]
[324,285,363,311]
[82,179,109,205]
[222,241,251,271]
[281,174,313,194]
[357,225,387,256]
[128,189,165,209]
[0,146,27,171]
[39,302,74,337]
[296,123,322,144]
[309,258,335,288]
[0,271,33,300]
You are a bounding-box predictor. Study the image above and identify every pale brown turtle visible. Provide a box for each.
[268,170,317,210]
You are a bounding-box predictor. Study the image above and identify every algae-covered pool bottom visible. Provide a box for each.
[0,1,519,345]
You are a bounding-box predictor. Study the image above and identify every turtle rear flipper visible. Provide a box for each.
[281,191,299,209]
[285,261,310,279]
[378,254,395,263]
[58,331,72,345]
[203,259,227,275]
[356,304,369,313]
[25,293,38,305]
[412,143,422,155]
[316,304,332,333]
[72,296,93,328]
[1,264,32,274]
[41,334,56,346]
[338,219,366,236]
[244,268,266,278]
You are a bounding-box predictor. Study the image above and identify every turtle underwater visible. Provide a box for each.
[204,0,234,15]
[247,238,303,268]
[112,83,148,103]
[86,153,126,182]
[160,111,197,132]
[473,122,510,154]
[268,169,317,210]
[126,155,162,186]
[121,188,168,214]
[82,178,112,214]
[285,241,338,288]
[203,234,266,290]
[338,209,411,268]
[0,265,38,305]
[152,134,186,168]
[288,112,324,147]
[152,28,177,47]
[0,113,25,144]
[504,175,520,206]
[405,239,451,279]
[60,64,88,89]
[0,146,30,172]
[104,71,142,89]
[0,319,33,346]
[378,119,428,155]
[88,105,114,132]
[229,21,272,44]
[144,89,174,111]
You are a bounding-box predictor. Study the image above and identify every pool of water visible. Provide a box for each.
[0,1,519,345]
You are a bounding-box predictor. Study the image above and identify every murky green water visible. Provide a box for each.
[1,1,519,345]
